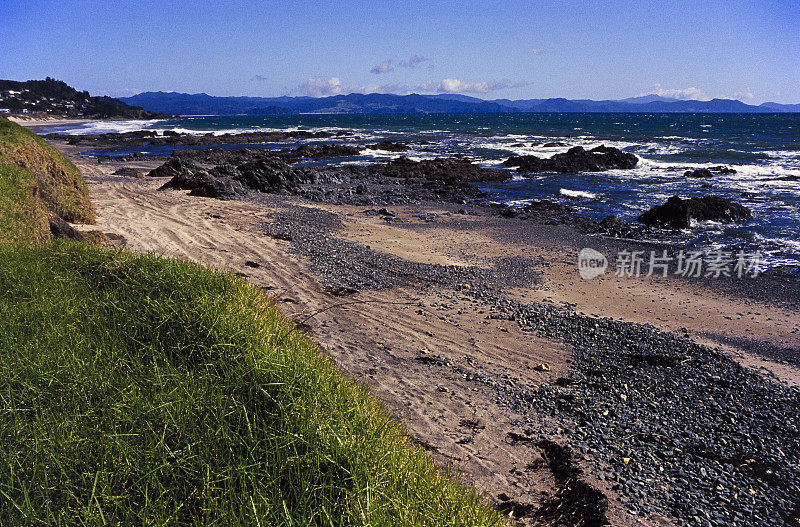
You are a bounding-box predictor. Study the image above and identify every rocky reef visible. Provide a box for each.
[638,195,752,229]
[503,145,638,173]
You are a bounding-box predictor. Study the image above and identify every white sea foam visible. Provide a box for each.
[560,188,598,199]
[636,143,687,155]
[51,120,163,135]
[505,199,535,207]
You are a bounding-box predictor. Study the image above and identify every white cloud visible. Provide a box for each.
[296,75,526,97]
[300,77,344,97]
[296,77,414,97]
[416,78,527,94]
[643,83,710,101]
[399,55,430,68]
[526,48,544,55]
[370,60,394,74]
[638,84,759,102]
[356,82,410,94]
[371,55,430,74]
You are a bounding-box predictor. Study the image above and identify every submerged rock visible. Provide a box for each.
[684,168,714,178]
[368,140,411,152]
[503,145,638,173]
[686,166,738,178]
[638,195,752,229]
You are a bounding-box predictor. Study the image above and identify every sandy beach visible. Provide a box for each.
[40,130,800,526]
[7,115,97,127]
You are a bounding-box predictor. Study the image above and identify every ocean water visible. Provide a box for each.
[44,113,800,269]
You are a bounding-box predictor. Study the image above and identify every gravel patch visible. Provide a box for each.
[260,200,800,526]
[476,294,800,526]
[261,205,539,295]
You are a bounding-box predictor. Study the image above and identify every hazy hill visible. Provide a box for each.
[121,90,800,115]
[121,91,508,115]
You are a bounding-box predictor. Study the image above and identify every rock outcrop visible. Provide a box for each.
[154,154,510,204]
[368,141,410,152]
[503,145,638,173]
[684,168,713,178]
[638,195,752,229]
[48,213,85,241]
[146,158,198,179]
[157,156,305,199]
[383,156,511,183]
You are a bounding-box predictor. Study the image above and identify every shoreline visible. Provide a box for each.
[8,116,99,128]
[36,126,800,526]
[38,120,800,274]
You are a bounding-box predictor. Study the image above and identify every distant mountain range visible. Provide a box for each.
[121,91,800,115]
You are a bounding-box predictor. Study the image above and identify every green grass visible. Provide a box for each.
[0,117,95,224]
[0,164,49,244]
[0,242,503,526]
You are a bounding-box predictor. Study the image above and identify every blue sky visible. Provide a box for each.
[2,0,799,103]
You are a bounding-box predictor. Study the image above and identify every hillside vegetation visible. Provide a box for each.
[0,118,95,243]
[0,118,502,525]
[0,77,164,118]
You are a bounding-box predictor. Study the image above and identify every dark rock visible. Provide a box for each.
[368,140,410,152]
[169,170,246,199]
[596,215,639,238]
[524,200,573,215]
[638,195,752,229]
[50,129,354,148]
[234,158,305,194]
[283,144,361,159]
[157,160,246,199]
[48,213,85,241]
[493,200,573,220]
[770,175,800,182]
[685,169,714,178]
[147,158,197,179]
[543,142,567,147]
[383,156,511,183]
[710,165,737,174]
[503,145,638,173]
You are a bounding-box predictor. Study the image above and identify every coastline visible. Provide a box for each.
[7,115,99,128]
[39,125,800,526]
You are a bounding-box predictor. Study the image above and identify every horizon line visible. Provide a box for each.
[120,90,800,106]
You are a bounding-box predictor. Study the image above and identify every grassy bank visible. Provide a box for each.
[0,117,95,232]
[0,118,502,525]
